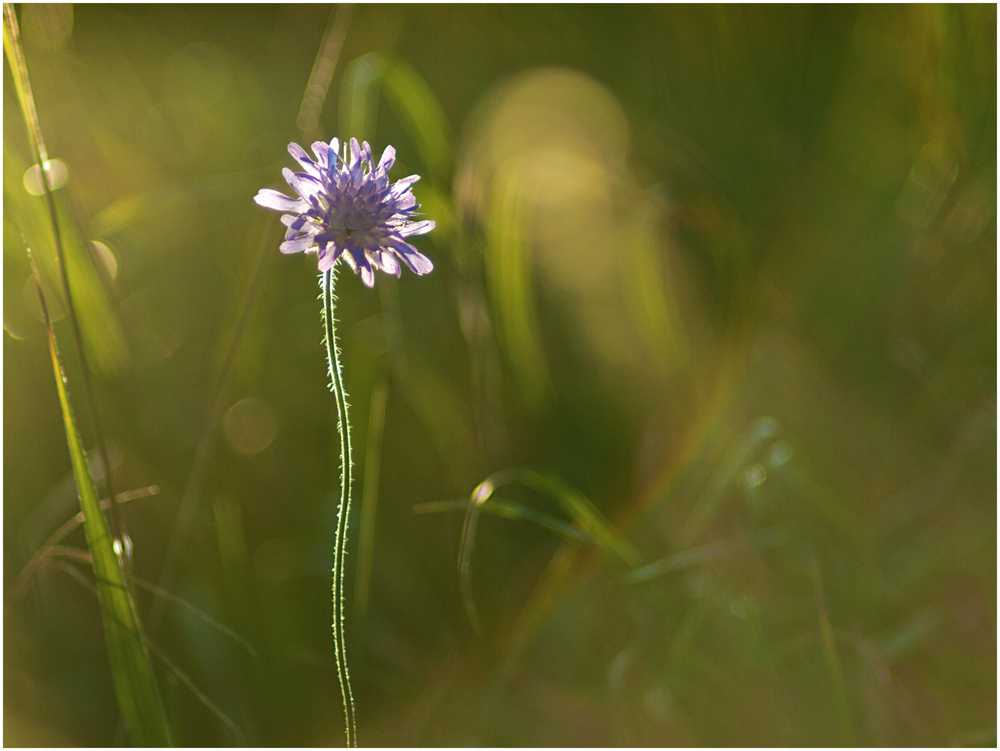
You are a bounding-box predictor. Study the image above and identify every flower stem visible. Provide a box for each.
[322,268,357,748]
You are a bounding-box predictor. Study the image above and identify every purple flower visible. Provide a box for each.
[255,137,434,287]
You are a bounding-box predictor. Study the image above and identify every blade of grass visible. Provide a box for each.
[484,165,552,409]
[14,486,159,598]
[454,467,641,633]
[26,246,171,746]
[36,544,94,566]
[38,556,245,746]
[22,544,257,660]
[4,144,129,377]
[677,416,779,545]
[627,539,735,583]
[414,498,592,543]
[458,488,486,636]
[810,552,855,746]
[44,558,99,595]
[337,49,451,184]
[380,54,452,184]
[297,3,353,144]
[339,51,385,143]
[509,468,641,567]
[626,526,796,583]
[419,492,596,635]
[143,639,245,747]
[620,189,687,373]
[130,577,257,659]
[4,2,127,547]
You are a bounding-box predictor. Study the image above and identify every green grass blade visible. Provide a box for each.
[337,50,451,184]
[621,191,687,373]
[678,416,779,545]
[414,498,592,543]
[28,249,171,747]
[483,169,552,409]
[380,54,453,184]
[296,3,353,143]
[508,468,641,567]
[454,467,642,633]
[458,486,486,636]
[5,1,127,542]
[143,639,244,747]
[810,552,855,746]
[14,486,160,598]
[339,51,385,144]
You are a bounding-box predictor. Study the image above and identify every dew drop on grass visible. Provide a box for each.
[91,241,119,281]
[23,159,68,195]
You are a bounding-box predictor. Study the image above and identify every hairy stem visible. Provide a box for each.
[322,268,357,747]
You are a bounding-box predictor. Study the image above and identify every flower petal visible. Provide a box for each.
[282,214,312,240]
[254,189,308,213]
[399,219,435,237]
[279,234,317,254]
[377,250,401,277]
[317,242,341,272]
[344,245,376,286]
[311,140,333,169]
[394,192,416,211]
[377,145,396,173]
[282,167,323,200]
[391,175,420,192]
[288,142,320,177]
[389,238,434,275]
[349,137,362,167]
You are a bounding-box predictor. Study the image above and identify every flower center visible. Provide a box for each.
[326,193,384,246]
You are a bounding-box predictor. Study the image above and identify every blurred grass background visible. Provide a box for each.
[4,3,996,746]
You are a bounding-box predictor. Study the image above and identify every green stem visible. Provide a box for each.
[322,268,357,748]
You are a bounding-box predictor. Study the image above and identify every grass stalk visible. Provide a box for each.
[27,248,171,746]
[811,553,855,745]
[9,6,169,742]
[456,467,641,633]
[4,2,126,547]
[297,3,354,143]
[14,486,160,598]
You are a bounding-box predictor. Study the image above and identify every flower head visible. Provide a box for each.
[255,137,434,287]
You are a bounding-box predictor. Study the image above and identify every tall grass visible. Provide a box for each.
[5,5,170,744]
